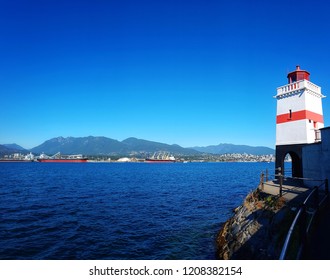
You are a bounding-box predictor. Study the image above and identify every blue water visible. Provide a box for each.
[0,162,270,260]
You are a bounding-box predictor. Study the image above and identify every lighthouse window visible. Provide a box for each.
[289,109,292,119]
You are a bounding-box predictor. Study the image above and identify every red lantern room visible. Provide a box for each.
[287,65,310,83]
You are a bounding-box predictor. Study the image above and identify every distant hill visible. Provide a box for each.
[30,136,199,156]
[3,143,27,151]
[0,144,12,156]
[122,137,198,154]
[0,144,28,156]
[31,136,126,155]
[191,143,274,155]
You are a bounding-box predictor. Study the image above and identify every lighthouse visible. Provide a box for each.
[274,66,325,177]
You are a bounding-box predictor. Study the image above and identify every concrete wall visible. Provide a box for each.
[321,127,330,181]
[302,127,330,187]
[302,143,322,187]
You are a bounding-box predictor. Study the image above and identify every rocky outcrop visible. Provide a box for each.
[216,189,293,259]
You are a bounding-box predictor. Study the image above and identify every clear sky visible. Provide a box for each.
[1,0,330,149]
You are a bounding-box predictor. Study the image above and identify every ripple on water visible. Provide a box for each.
[0,162,270,259]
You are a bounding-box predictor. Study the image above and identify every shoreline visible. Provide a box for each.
[216,187,296,259]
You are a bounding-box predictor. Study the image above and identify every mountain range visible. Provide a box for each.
[29,136,199,156]
[1,136,275,156]
[0,144,28,156]
[192,143,274,156]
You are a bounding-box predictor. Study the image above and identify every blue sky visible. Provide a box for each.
[1,0,330,149]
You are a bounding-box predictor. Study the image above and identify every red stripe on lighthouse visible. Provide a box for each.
[276,110,324,124]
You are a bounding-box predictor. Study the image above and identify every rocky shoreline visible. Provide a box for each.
[216,188,296,259]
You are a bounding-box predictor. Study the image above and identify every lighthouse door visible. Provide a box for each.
[275,145,303,179]
[283,152,302,178]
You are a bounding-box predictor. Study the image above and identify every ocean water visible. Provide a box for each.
[0,162,270,260]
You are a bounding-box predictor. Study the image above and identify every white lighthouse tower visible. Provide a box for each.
[275,65,325,145]
[275,66,325,177]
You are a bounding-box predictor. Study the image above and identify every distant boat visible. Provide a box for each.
[145,152,176,163]
[37,152,88,163]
